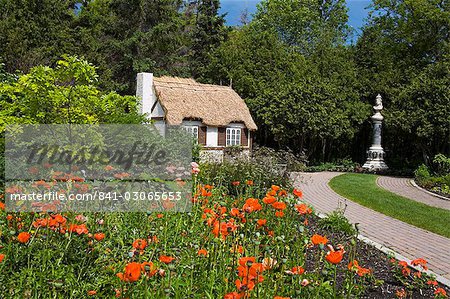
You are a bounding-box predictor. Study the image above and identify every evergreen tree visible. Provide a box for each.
[191,0,227,79]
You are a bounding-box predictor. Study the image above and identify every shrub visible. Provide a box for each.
[318,210,357,236]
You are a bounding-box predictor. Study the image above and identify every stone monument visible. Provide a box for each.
[363,94,389,171]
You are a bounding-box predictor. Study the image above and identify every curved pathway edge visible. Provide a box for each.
[290,171,450,286]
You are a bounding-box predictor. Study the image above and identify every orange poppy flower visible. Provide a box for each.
[295,203,312,215]
[272,201,286,210]
[267,189,277,196]
[232,181,240,186]
[271,185,280,191]
[87,290,97,296]
[94,233,105,241]
[235,278,255,291]
[263,196,276,205]
[69,224,89,235]
[326,249,345,264]
[18,232,31,243]
[238,257,256,267]
[0,254,5,263]
[230,208,241,217]
[224,292,241,299]
[132,239,148,250]
[245,180,253,186]
[243,198,262,213]
[248,263,265,279]
[257,219,267,227]
[411,258,428,270]
[293,189,303,198]
[33,218,48,228]
[197,249,208,256]
[121,262,142,282]
[311,234,328,246]
[434,288,447,297]
[0,202,5,210]
[427,280,438,286]
[275,211,284,218]
[274,297,290,299]
[157,214,164,219]
[159,255,175,264]
[141,261,157,277]
[278,190,287,197]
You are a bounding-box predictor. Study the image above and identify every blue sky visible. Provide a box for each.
[219,0,372,38]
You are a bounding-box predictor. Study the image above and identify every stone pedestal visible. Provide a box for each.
[363,95,388,171]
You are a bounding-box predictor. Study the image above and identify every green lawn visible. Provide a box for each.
[329,173,450,238]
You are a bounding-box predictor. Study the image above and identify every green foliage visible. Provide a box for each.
[0,0,78,73]
[415,154,450,196]
[190,0,227,79]
[414,164,431,183]
[433,153,450,175]
[198,157,292,197]
[356,0,450,166]
[207,23,370,162]
[307,158,358,172]
[318,210,356,236]
[0,55,145,129]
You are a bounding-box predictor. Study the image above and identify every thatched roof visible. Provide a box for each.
[153,76,257,131]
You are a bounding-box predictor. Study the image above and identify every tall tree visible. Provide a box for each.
[0,0,78,73]
[356,0,450,166]
[191,0,227,79]
[75,0,193,94]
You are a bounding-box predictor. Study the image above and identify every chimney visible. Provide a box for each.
[136,73,154,116]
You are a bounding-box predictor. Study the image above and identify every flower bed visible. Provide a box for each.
[0,178,449,298]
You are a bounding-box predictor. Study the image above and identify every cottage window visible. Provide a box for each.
[182,125,199,143]
[226,128,241,146]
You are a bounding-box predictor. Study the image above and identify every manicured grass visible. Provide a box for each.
[329,173,450,238]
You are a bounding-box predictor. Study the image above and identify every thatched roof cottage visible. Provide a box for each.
[136,73,257,161]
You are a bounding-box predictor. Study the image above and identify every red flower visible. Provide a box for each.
[197,249,208,256]
[224,292,241,299]
[275,211,284,218]
[311,234,328,246]
[411,258,428,270]
[120,262,141,282]
[434,288,447,297]
[427,280,438,286]
[326,248,345,264]
[245,180,254,186]
[0,254,5,263]
[132,239,148,250]
[295,203,312,215]
[257,219,267,227]
[94,233,105,241]
[18,232,31,243]
[159,255,175,264]
[293,189,303,198]
[243,198,262,213]
[238,257,256,267]
[141,261,157,277]
[87,290,97,296]
[271,185,280,191]
[232,181,240,186]
[263,196,276,204]
[272,201,286,210]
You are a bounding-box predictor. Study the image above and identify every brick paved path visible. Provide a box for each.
[291,172,450,281]
[377,176,450,210]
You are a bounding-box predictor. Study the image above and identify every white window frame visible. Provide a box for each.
[182,125,199,143]
[226,128,241,146]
